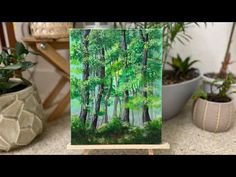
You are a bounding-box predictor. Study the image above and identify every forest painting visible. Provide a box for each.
[70,28,163,145]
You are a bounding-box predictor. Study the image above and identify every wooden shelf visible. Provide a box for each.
[23,36,70,122]
[23,36,69,43]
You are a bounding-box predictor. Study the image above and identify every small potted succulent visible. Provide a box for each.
[192,73,235,133]
[0,42,45,151]
[163,54,201,119]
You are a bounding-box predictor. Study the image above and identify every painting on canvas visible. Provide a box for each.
[70,28,162,145]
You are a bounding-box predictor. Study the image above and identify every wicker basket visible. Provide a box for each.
[30,22,73,39]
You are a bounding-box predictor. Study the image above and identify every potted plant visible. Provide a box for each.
[163,54,201,120]
[202,22,236,109]
[192,73,235,132]
[0,42,45,151]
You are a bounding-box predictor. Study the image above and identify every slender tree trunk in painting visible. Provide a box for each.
[131,88,135,126]
[104,77,113,123]
[104,105,108,123]
[142,90,151,123]
[92,48,105,129]
[79,29,91,124]
[132,110,135,126]
[112,73,119,118]
[119,98,122,118]
[113,96,119,118]
[121,30,130,122]
[123,90,130,122]
[140,30,151,123]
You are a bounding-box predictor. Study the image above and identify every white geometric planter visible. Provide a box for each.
[0,84,46,151]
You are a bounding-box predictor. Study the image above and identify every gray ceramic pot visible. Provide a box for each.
[0,80,46,151]
[162,71,201,120]
[193,98,235,132]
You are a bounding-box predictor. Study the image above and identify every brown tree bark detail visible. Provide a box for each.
[140,30,151,123]
[104,77,113,123]
[218,22,235,78]
[92,48,105,129]
[121,30,130,122]
[80,29,91,124]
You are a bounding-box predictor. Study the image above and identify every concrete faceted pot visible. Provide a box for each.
[162,71,201,120]
[0,83,46,151]
[202,74,236,110]
[193,98,235,133]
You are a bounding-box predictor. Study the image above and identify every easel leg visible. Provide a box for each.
[148,149,155,155]
[36,42,70,75]
[43,77,68,109]
[83,150,89,155]
[47,91,70,122]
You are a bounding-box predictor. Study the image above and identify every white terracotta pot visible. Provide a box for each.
[193,98,235,132]
[0,80,46,151]
[162,70,201,120]
[202,74,236,110]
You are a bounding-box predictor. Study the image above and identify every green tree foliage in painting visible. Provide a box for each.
[70,28,162,144]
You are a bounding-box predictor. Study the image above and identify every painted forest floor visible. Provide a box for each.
[1,101,236,155]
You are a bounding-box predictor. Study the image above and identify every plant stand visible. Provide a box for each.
[67,143,170,155]
[22,36,70,122]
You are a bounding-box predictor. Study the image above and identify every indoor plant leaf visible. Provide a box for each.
[16,41,29,56]
[2,64,22,70]
[0,81,22,90]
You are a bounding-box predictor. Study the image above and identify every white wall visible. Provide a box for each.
[169,22,236,75]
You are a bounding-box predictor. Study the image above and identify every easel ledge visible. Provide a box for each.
[67,143,170,155]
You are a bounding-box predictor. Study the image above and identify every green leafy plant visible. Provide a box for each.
[129,22,202,69]
[96,118,129,138]
[217,73,236,97]
[71,116,162,144]
[0,41,37,95]
[167,54,198,79]
[192,73,236,102]
[71,115,96,144]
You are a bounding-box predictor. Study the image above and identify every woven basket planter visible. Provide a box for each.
[30,22,73,39]
[0,80,46,151]
[193,98,235,133]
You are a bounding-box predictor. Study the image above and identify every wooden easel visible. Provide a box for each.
[23,36,70,122]
[67,143,170,155]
